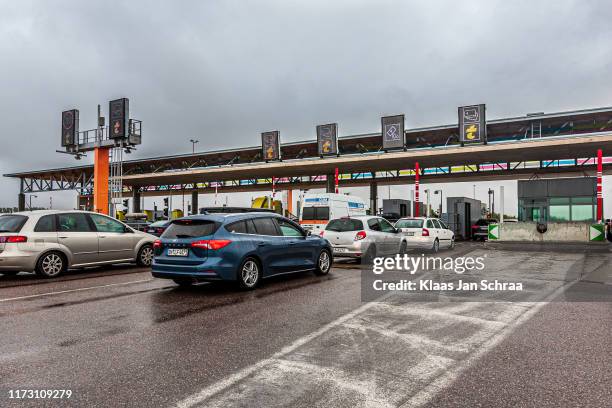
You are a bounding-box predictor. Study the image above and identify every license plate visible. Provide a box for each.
[334,247,348,253]
[405,232,414,236]
[167,248,189,257]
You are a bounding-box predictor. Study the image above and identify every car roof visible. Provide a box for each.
[7,209,99,217]
[177,212,284,223]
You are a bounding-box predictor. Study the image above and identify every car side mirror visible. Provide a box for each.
[124,226,134,233]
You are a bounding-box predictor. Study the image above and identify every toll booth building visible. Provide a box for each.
[518,177,597,223]
[446,197,483,240]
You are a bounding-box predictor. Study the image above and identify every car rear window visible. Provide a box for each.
[0,215,28,233]
[302,206,330,220]
[475,219,489,226]
[395,219,424,228]
[162,219,220,238]
[325,218,364,232]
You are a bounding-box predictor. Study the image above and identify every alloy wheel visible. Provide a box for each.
[42,254,63,277]
[319,251,330,273]
[241,260,259,287]
[140,246,154,266]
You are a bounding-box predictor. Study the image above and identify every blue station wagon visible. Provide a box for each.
[151,212,333,289]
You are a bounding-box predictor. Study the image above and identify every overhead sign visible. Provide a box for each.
[109,98,129,139]
[381,115,405,150]
[316,123,338,156]
[459,104,486,144]
[262,131,281,161]
[61,109,79,147]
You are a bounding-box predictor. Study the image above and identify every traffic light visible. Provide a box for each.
[109,98,129,139]
[163,208,169,218]
[163,197,169,207]
[122,199,129,209]
[61,109,79,147]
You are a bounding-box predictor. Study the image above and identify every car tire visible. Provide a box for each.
[237,257,261,290]
[173,279,193,287]
[431,239,439,253]
[399,241,408,255]
[362,245,376,264]
[136,244,154,267]
[35,251,66,278]
[314,250,332,276]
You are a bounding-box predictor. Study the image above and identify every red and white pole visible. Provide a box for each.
[415,161,420,217]
[334,167,339,193]
[597,149,603,222]
[271,176,276,209]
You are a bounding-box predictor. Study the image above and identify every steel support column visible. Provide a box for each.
[326,174,335,193]
[370,176,378,215]
[18,178,25,211]
[132,188,141,213]
[597,148,603,222]
[191,189,199,215]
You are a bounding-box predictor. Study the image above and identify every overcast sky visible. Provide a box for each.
[1,0,611,213]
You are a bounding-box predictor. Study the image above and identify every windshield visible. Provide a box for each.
[395,219,424,229]
[161,219,220,239]
[0,215,28,233]
[302,206,330,221]
[326,218,364,232]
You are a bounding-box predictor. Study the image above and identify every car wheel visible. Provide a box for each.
[137,244,154,267]
[173,279,193,287]
[36,252,66,278]
[362,245,376,264]
[238,257,261,290]
[450,237,455,249]
[399,241,408,255]
[314,250,332,276]
[431,239,439,253]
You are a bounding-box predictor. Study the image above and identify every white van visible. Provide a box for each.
[299,193,367,233]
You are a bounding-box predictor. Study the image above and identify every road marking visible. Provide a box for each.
[0,279,154,302]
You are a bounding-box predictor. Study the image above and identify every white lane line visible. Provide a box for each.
[400,279,576,408]
[173,293,394,408]
[0,278,154,302]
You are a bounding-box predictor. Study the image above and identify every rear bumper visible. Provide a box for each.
[0,249,38,272]
[151,255,236,281]
[330,241,367,258]
[404,236,435,249]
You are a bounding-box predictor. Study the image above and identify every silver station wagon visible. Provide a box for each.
[0,210,157,278]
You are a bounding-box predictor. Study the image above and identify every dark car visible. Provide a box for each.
[145,220,172,237]
[151,212,333,289]
[472,218,498,241]
[199,207,276,214]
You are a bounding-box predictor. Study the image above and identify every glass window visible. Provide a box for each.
[225,220,247,234]
[0,215,28,233]
[90,214,127,233]
[277,220,304,237]
[432,219,442,229]
[162,219,220,238]
[252,218,280,236]
[245,219,257,234]
[326,218,364,232]
[367,219,381,231]
[378,218,395,232]
[571,205,594,221]
[395,219,424,229]
[549,197,570,205]
[34,215,55,232]
[549,205,570,222]
[57,213,93,232]
[571,196,595,205]
[426,220,434,228]
[302,207,330,221]
[439,220,449,230]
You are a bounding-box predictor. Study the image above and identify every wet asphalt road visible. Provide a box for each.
[0,243,611,408]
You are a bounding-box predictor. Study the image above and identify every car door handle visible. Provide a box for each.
[58,236,68,239]
[257,242,267,247]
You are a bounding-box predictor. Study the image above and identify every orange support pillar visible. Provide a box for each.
[93,147,110,214]
[287,189,293,216]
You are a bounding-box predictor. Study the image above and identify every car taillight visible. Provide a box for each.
[422,228,430,236]
[319,231,325,237]
[0,236,27,243]
[354,230,367,241]
[156,228,165,234]
[153,239,162,249]
[191,240,232,250]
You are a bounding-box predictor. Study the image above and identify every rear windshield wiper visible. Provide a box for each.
[175,234,194,238]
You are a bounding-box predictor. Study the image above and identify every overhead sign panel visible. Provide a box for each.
[459,104,486,144]
[109,98,129,139]
[61,109,79,147]
[262,131,281,161]
[316,123,338,156]
[381,114,405,150]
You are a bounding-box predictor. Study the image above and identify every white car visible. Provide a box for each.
[395,217,454,252]
[321,216,406,260]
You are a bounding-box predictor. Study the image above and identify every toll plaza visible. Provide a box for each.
[4,105,612,242]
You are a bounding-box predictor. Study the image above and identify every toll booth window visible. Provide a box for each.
[326,219,364,232]
[90,214,126,233]
[0,215,28,233]
[302,207,330,220]
[34,215,56,232]
[57,213,93,232]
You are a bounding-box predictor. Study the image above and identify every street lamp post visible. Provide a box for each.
[189,139,199,154]
[434,189,443,217]
[29,194,38,210]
